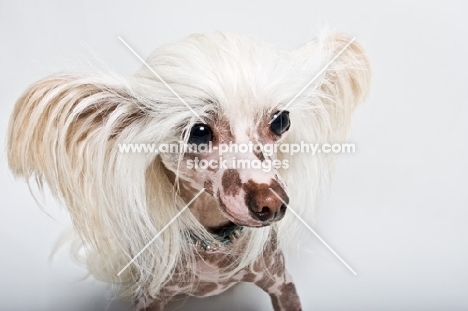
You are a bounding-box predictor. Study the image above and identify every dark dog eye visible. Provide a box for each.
[270,111,290,135]
[188,124,213,145]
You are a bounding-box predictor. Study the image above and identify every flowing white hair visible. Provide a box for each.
[7,32,370,297]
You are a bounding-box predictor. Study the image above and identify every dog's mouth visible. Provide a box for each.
[190,221,246,251]
[207,221,237,233]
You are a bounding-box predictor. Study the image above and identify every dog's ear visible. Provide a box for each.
[291,33,371,142]
[277,34,370,242]
[7,73,157,279]
[9,73,145,175]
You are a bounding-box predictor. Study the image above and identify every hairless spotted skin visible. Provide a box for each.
[135,232,302,311]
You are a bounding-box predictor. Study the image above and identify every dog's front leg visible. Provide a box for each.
[255,269,302,311]
[134,292,172,311]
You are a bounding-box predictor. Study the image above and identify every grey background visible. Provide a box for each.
[1,1,467,310]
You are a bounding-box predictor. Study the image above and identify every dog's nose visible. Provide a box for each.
[245,180,288,222]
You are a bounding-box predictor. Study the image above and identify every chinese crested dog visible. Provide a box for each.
[8,32,370,310]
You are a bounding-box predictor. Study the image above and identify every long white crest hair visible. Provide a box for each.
[8,32,370,296]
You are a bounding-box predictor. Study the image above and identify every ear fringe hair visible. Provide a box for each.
[277,33,371,249]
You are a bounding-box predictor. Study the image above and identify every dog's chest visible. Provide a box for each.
[162,247,270,298]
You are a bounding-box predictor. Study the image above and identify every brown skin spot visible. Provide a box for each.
[241,271,257,282]
[263,251,273,268]
[276,253,286,278]
[254,150,265,161]
[271,295,281,311]
[255,274,276,289]
[252,256,265,273]
[278,282,302,311]
[221,169,242,196]
[203,180,213,194]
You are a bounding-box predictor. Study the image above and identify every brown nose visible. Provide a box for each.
[244,180,288,223]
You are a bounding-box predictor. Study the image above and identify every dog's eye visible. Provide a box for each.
[270,111,290,135]
[188,124,213,145]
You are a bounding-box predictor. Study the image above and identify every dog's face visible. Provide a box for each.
[145,33,368,229]
[162,109,291,227]
[142,35,304,228]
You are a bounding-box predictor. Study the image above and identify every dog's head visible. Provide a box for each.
[139,32,370,228]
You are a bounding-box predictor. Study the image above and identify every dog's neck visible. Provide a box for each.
[164,167,232,229]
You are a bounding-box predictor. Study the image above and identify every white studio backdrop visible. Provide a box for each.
[0,1,467,310]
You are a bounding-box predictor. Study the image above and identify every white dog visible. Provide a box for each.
[8,32,370,310]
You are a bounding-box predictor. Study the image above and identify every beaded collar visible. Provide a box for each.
[189,225,245,251]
